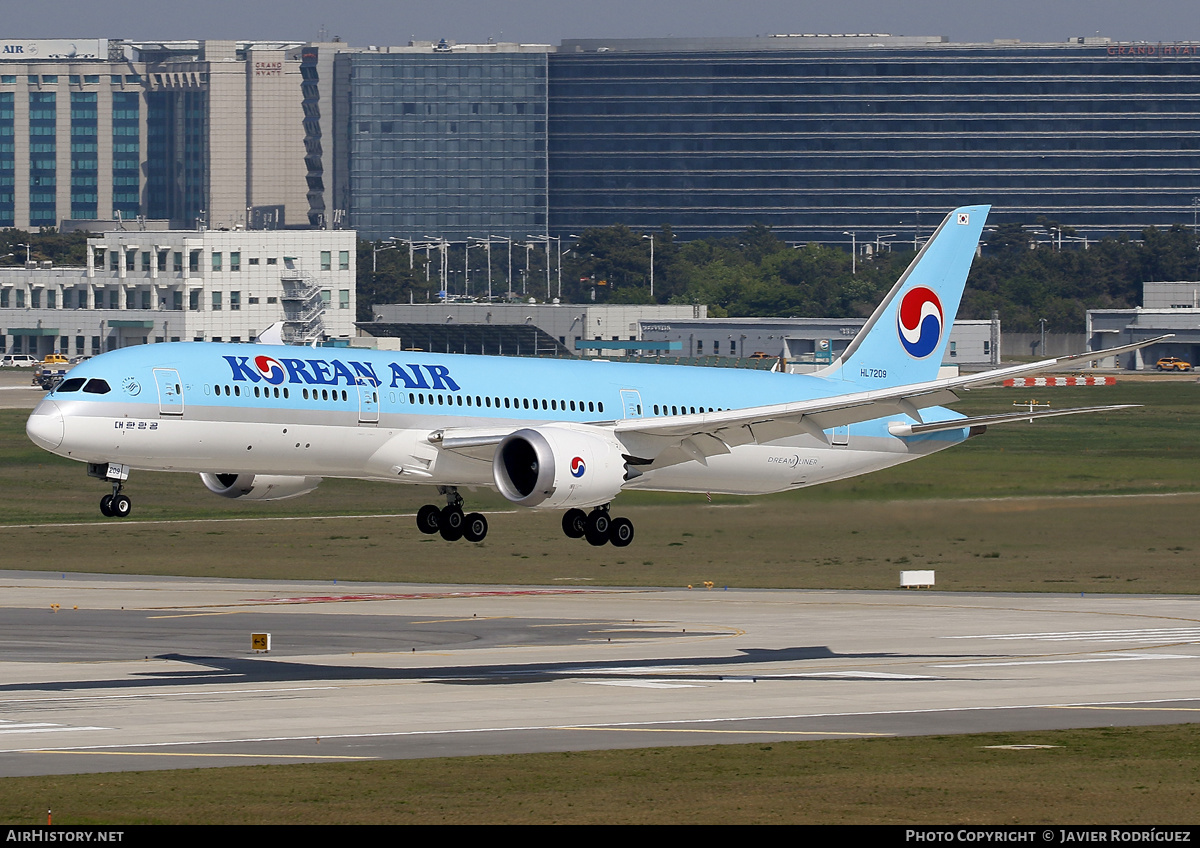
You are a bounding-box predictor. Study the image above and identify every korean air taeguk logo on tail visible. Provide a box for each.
[896,286,944,358]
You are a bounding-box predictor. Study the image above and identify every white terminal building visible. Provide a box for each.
[0,229,356,357]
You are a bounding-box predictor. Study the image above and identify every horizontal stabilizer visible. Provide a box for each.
[887,404,1140,437]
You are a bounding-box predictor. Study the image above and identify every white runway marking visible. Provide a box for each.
[944,628,1200,643]
[0,511,521,531]
[0,722,108,735]
[0,687,341,707]
[936,653,1192,668]
[786,671,941,680]
[583,681,701,689]
[4,696,1198,756]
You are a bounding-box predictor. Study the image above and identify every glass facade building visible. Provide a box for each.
[28,89,56,227]
[111,90,140,219]
[69,90,98,220]
[548,37,1200,242]
[145,88,208,224]
[0,88,13,227]
[6,36,1200,245]
[338,49,549,241]
[0,40,307,232]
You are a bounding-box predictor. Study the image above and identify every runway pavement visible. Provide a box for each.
[0,370,45,410]
[1,570,1198,777]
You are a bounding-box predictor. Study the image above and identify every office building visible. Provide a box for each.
[1,38,308,232]
[330,41,552,241]
[1,228,356,357]
[7,34,1200,250]
[548,35,1200,242]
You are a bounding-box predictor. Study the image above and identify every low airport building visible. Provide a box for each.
[359,302,999,370]
[1086,282,1200,369]
[360,303,707,359]
[0,229,356,357]
[638,317,1001,370]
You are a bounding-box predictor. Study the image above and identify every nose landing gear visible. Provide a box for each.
[90,463,132,519]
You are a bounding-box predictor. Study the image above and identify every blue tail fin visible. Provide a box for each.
[816,204,990,387]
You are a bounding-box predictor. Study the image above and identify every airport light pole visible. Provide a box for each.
[424,237,450,299]
[527,234,551,300]
[470,237,494,302]
[523,242,532,295]
[842,231,856,275]
[642,234,655,298]
[875,233,896,254]
[463,241,473,299]
[396,238,429,270]
[556,236,563,300]
[490,235,513,300]
[372,238,398,273]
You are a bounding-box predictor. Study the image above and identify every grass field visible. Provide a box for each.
[4,381,1199,592]
[2,379,1199,824]
[2,725,1198,824]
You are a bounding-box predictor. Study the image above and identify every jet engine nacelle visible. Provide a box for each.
[494,425,627,509]
[200,473,322,501]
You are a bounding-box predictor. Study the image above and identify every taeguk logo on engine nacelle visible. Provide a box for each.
[254,355,287,385]
[896,286,944,359]
[570,457,586,478]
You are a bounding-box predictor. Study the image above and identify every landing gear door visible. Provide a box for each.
[357,378,380,424]
[619,389,643,419]
[153,368,184,416]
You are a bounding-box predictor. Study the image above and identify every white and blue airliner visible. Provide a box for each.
[25,206,1157,546]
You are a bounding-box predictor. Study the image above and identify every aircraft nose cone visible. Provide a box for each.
[26,400,64,451]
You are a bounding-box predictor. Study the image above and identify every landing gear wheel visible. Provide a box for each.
[562,508,587,539]
[100,494,114,517]
[584,509,611,547]
[416,504,441,535]
[463,512,488,543]
[608,517,634,547]
[111,494,132,518]
[439,505,465,541]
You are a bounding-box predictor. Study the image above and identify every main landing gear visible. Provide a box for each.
[562,505,634,548]
[416,486,488,543]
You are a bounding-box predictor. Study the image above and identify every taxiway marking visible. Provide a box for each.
[27,750,375,760]
[936,653,1192,668]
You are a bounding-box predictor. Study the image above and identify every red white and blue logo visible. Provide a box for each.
[570,456,586,478]
[254,355,287,385]
[896,286,944,359]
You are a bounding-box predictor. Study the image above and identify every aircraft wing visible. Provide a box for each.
[432,334,1166,468]
[611,334,1168,467]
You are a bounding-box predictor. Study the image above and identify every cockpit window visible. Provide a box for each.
[82,379,112,394]
[56,378,87,393]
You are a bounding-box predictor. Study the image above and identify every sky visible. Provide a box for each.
[11,0,1200,46]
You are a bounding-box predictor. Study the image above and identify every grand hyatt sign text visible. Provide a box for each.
[1107,43,1200,56]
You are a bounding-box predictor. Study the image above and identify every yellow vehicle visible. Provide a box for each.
[41,354,69,365]
[1155,356,1193,372]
